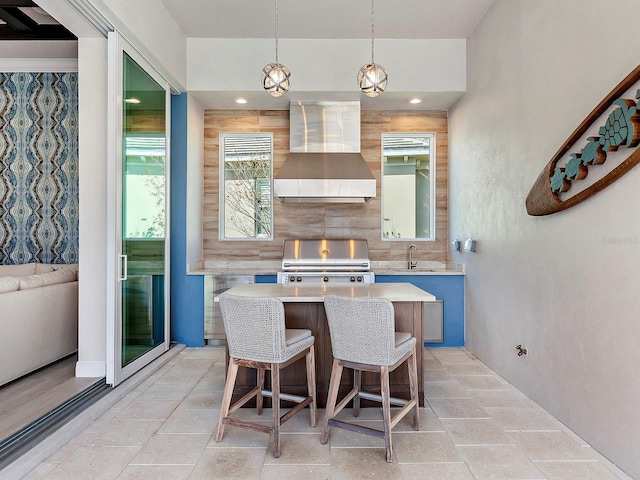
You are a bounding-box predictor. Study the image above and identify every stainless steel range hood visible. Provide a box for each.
[274,101,376,204]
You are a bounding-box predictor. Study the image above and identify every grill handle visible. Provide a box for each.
[282,262,369,269]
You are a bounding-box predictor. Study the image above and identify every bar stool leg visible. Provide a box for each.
[408,346,420,430]
[353,369,362,417]
[306,346,317,427]
[380,365,393,463]
[256,367,265,415]
[216,359,239,442]
[321,358,343,445]
[271,363,281,458]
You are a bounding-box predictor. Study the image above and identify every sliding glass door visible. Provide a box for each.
[108,33,170,385]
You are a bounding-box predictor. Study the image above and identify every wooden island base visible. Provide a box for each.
[228,300,424,408]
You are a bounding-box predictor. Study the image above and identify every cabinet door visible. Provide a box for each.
[424,300,444,343]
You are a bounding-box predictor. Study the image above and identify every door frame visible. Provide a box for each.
[106,31,171,386]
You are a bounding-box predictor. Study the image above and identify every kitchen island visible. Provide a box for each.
[220,283,435,407]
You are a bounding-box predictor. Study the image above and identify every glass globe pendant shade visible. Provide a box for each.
[357,63,388,97]
[262,62,291,97]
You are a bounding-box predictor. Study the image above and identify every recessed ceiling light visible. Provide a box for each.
[409,98,421,104]
[235,98,248,104]
[125,97,140,104]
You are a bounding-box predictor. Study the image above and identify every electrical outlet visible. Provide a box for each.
[464,239,477,252]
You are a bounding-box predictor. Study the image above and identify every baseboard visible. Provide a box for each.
[75,361,105,378]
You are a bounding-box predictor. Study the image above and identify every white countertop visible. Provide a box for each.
[219,282,436,303]
[189,260,465,276]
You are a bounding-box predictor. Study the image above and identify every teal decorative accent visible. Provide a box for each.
[550,89,640,194]
[580,136,605,166]
[599,99,634,151]
[550,166,568,193]
[564,153,584,180]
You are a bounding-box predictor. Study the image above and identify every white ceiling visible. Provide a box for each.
[159,0,494,40]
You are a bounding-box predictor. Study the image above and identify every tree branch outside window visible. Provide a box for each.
[221,133,273,240]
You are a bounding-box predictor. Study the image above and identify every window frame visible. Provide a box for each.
[381,132,436,242]
[218,132,274,241]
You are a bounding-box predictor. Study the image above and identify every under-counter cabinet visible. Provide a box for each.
[255,274,464,347]
[376,275,464,347]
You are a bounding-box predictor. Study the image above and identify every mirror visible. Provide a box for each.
[382,133,435,240]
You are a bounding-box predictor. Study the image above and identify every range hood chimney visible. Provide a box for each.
[274,101,376,203]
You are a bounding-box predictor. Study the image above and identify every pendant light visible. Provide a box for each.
[357,0,388,97]
[261,0,291,97]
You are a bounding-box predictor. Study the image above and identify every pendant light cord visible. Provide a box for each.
[275,0,279,65]
[371,0,375,64]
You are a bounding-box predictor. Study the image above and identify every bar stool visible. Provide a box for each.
[322,294,420,462]
[216,294,317,458]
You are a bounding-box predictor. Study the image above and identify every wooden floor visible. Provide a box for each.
[0,356,102,442]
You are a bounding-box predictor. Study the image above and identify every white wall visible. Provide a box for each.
[0,41,77,59]
[187,38,466,109]
[449,0,640,477]
[188,38,464,93]
[95,0,187,90]
[186,95,204,270]
[76,36,109,377]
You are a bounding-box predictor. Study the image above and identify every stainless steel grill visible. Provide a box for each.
[277,239,375,285]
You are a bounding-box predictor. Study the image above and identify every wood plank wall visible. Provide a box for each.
[202,109,448,263]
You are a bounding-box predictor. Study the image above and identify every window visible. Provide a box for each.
[219,133,273,240]
[381,133,436,241]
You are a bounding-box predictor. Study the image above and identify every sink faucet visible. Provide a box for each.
[408,244,417,270]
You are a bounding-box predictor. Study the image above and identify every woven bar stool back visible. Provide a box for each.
[322,295,420,462]
[216,294,317,458]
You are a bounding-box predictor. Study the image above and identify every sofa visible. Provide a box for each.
[0,262,79,386]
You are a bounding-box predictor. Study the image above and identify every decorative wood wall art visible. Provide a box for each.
[526,64,640,216]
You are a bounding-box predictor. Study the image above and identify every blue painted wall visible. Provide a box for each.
[170,93,204,346]
[377,275,465,347]
[255,275,277,284]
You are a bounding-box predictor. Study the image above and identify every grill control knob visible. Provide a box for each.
[350,276,356,282]
[296,276,302,282]
[357,276,363,282]
[288,275,296,282]
[322,276,329,282]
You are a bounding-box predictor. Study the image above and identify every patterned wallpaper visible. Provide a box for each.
[0,72,78,265]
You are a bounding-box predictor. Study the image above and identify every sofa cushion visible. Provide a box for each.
[40,268,77,285]
[35,264,55,274]
[35,263,79,275]
[0,263,37,277]
[18,269,78,290]
[0,276,19,293]
[18,274,46,290]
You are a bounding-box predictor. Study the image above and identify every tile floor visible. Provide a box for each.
[15,347,632,480]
